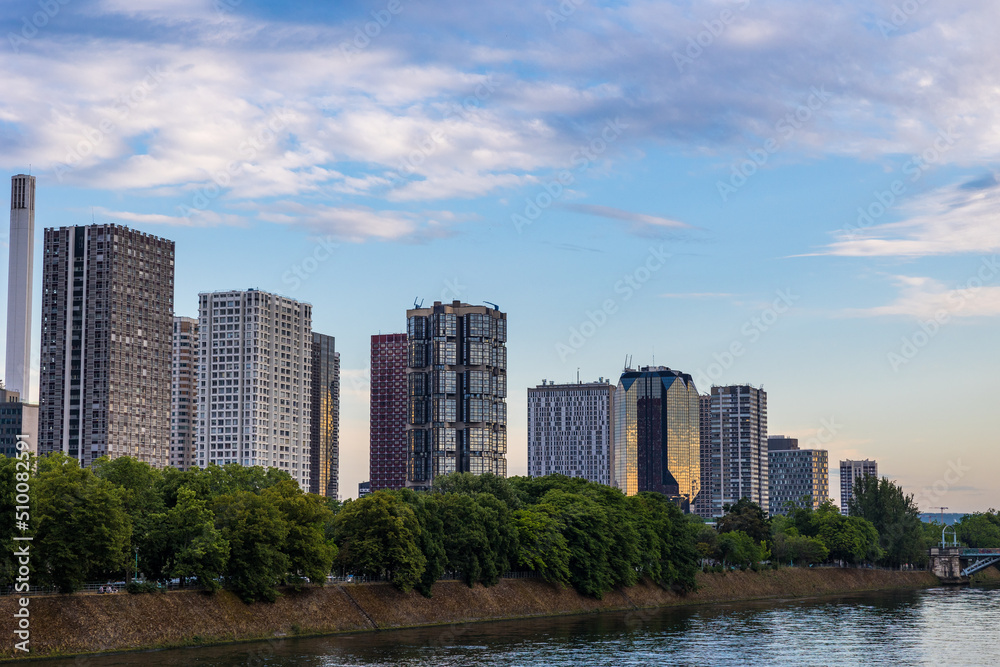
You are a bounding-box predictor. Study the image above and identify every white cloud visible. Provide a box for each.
[843,274,1000,319]
[820,176,1000,257]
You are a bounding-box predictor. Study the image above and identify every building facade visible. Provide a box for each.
[840,459,878,514]
[767,436,829,516]
[370,333,408,491]
[0,387,37,458]
[5,175,35,398]
[170,317,198,470]
[406,301,507,489]
[701,385,768,518]
[527,379,614,485]
[309,332,339,498]
[611,366,700,509]
[196,289,312,489]
[694,393,713,518]
[38,224,174,467]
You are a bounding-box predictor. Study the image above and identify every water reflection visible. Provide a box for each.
[25,586,1000,666]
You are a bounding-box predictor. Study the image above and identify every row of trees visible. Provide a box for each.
[333,473,700,598]
[1,457,701,601]
[4,455,991,602]
[1,455,337,601]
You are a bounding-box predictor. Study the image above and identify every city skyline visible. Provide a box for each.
[1,1,999,510]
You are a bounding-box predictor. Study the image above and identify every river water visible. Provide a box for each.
[27,585,1000,666]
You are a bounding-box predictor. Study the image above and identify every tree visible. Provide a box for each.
[435,493,499,586]
[717,498,771,546]
[391,489,447,596]
[629,492,700,591]
[849,476,924,567]
[213,491,289,602]
[535,489,616,598]
[94,456,165,580]
[433,472,521,510]
[714,531,768,568]
[162,487,229,590]
[34,455,131,592]
[264,479,337,585]
[332,492,426,592]
[511,505,571,586]
[772,533,829,566]
[956,511,1000,548]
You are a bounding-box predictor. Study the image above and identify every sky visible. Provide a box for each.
[1,0,998,510]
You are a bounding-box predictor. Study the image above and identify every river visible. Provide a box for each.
[25,585,1000,666]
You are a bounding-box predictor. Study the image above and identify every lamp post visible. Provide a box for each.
[134,546,139,582]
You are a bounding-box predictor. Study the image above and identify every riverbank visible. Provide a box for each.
[0,568,952,661]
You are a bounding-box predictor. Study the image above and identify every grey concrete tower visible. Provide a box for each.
[5,174,35,397]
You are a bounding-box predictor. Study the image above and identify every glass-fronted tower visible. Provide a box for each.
[310,332,339,498]
[612,366,700,509]
[406,301,507,489]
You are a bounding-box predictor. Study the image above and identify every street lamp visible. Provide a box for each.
[134,546,139,582]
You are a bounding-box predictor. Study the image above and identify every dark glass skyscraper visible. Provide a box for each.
[310,332,339,498]
[612,366,700,509]
[406,301,507,489]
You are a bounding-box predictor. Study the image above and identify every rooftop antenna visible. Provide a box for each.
[413,297,424,309]
[577,368,580,384]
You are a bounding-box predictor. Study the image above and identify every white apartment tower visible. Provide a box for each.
[196,289,312,489]
[5,174,35,397]
[170,316,198,470]
[706,384,768,517]
[528,379,614,485]
[840,458,878,515]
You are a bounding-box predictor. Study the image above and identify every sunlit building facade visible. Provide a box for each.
[309,332,339,498]
[611,366,700,510]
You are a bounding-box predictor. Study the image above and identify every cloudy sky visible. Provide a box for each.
[2,0,999,509]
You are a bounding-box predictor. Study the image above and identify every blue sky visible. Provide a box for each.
[2,0,999,508]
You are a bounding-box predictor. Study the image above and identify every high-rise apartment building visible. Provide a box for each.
[767,435,829,516]
[406,301,507,489]
[700,385,768,518]
[840,459,878,515]
[170,317,198,470]
[527,379,614,485]
[611,366,700,509]
[0,386,37,458]
[370,333,408,491]
[5,174,35,397]
[310,332,339,498]
[694,393,713,517]
[196,289,312,489]
[38,224,174,467]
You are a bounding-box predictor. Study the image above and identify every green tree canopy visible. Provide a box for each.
[34,454,131,592]
[717,498,771,546]
[955,511,1000,548]
[849,476,924,567]
[332,492,426,592]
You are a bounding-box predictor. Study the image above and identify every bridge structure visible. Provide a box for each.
[928,547,1000,584]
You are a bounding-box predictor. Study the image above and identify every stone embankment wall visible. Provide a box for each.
[0,568,949,661]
